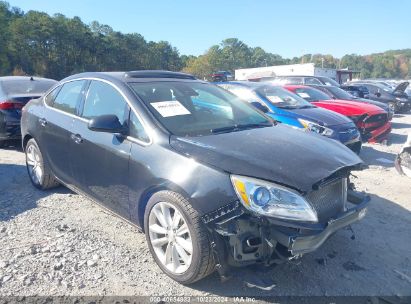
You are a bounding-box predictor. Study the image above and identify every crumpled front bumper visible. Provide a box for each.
[284,192,369,255]
[363,121,392,143]
[202,190,370,271]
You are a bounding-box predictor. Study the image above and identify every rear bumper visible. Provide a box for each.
[0,123,21,140]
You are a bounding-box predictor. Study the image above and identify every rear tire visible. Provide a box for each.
[25,138,59,190]
[144,191,215,284]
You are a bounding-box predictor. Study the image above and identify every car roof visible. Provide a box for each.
[61,70,199,84]
[283,84,311,89]
[307,84,336,88]
[275,75,319,78]
[350,82,386,88]
[217,81,284,90]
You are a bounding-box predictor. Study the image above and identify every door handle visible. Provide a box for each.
[70,133,83,144]
[39,118,47,127]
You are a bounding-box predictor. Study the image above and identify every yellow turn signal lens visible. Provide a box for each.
[232,177,250,206]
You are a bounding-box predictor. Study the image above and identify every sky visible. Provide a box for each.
[7,0,411,58]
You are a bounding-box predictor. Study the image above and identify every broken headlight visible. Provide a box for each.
[298,119,334,137]
[231,175,318,222]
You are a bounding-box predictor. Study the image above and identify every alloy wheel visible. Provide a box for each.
[148,201,193,274]
[26,144,43,185]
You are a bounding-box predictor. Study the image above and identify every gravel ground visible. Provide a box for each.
[0,114,410,299]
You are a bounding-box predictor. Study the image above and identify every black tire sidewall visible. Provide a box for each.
[144,191,206,284]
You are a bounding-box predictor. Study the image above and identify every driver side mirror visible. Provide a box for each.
[250,101,269,113]
[375,92,381,97]
[88,114,127,135]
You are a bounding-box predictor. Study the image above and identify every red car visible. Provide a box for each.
[284,85,392,143]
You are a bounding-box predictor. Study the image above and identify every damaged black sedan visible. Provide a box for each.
[21,71,369,284]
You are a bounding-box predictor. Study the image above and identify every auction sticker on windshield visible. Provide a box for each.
[297,92,310,98]
[151,101,191,117]
[266,95,283,103]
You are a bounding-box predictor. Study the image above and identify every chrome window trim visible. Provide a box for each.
[43,77,152,146]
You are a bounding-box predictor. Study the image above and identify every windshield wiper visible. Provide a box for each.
[276,105,299,109]
[211,122,273,134]
[298,105,315,109]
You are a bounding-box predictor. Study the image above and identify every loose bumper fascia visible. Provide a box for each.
[362,122,392,143]
[274,190,370,255]
[202,190,370,266]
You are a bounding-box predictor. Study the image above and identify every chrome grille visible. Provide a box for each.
[305,178,347,222]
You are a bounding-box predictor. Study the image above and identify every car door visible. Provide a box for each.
[40,80,87,185]
[364,84,381,101]
[69,80,132,218]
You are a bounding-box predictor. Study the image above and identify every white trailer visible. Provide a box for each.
[235,63,337,81]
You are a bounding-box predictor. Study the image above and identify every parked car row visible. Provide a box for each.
[284,85,392,144]
[218,77,393,148]
[240,74,411,115]
[217,82,363,153]
[343,80,411,113]
[12,70,372,285]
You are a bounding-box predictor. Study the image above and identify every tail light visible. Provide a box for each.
[0,101,24,110]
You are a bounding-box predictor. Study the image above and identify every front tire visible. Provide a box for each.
[144,191,215,284]
[388,102,397,113]
[25,138,59,190]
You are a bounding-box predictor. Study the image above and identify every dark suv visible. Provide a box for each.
[21,71,369,284]
[0,76,57,147]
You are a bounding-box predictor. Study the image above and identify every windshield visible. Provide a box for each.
[129,82,273,136]
[326,86,356,99]
[256,85,313,109]
[293,87,331,102]
[267,77,304,85]
[318,77,340,86]
[1,79,56,95]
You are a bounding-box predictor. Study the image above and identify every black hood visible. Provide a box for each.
[291,106,352,127]
[170,125,363,192]
[393,81,409,94]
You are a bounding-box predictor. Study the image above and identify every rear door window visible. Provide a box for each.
[52,80,87,115]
